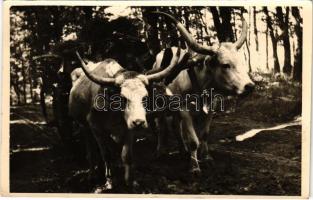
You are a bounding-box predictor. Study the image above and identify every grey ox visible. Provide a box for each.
[151,12,255,174]
[69,49,181,189]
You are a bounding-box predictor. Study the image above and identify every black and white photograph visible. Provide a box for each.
[1,1,312,197]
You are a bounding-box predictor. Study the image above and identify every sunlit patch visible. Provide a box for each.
[136,137,146,143]
[11,146,51,153]
[168,150,180,155]
[10,120,46,125]
[236,116,301,141]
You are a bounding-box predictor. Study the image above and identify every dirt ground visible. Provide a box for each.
[9,103,301,195]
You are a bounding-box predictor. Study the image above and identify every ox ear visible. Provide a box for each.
[204,55,214,66]
[186,54,207,67]
[137,74,149,85]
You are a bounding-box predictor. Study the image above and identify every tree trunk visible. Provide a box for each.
[253,7,259,51]
[142,7,161,55]
[28,68,34,104]
[200,9,211,41]
[245,8,252,72]
[233,10,237,40]
[219,7,235,42]
[276,7,292,75]
[263,7,280,73]
[266,22,269,70]
[162,7,178,46]
[21,59,27,104]
[12,82,21,105]
[291,7,302,82]
[210,7,234,42]
[182,8,190,48]
[245,41,252,72]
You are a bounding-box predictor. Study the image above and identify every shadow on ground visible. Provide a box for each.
[10,104,301,195]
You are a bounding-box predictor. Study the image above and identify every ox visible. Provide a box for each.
[151,12,255,174]
[68,49,181,190]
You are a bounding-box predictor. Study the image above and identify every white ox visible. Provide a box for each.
[151,12,255,174]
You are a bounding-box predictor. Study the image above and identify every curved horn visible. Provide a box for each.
[146,46,181,82]
[75,51,116,85]
[234,17,248,49]
[152,11,216,55]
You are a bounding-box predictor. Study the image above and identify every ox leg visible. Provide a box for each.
[121,132,135,187]
[90,131,116,192]
[172,113,188,157]
[156,116,169,158]
[198,113,214,162]
[180,111,201,175]
[87,114,116,192]
[83,125,104,183]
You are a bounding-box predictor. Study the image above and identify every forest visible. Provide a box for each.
[10,6,302,105]
[9,6,303,194]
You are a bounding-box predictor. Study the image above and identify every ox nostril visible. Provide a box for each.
[244,83,255,93]
[133,119,145,128]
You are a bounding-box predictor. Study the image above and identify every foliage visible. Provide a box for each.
[9,6,303,105]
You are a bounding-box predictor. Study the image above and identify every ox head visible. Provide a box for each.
[153,12,255,96]
[76,50,180,130]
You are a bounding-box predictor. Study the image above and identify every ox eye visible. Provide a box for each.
[221,64,230,69]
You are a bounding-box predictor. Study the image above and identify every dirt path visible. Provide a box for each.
[9,105,301,195]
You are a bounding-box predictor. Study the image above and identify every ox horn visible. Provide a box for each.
[75,51,116,85]
[146,46,181,81]
[152,11,216,55]
[234,17,248,49]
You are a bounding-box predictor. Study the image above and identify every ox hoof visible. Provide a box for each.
[93,178,113,193]
[105,178,113,190]
[93,186,107,194]
[93,187,105,194]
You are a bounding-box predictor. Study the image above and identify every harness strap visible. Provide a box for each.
[187,67,205,111]
[187,67,202,95]
[164,52,191,85]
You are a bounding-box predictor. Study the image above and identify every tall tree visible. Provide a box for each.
[263,7,280,73]
[291,7,302,81]
[276,7,292,75]
[253,7,259,51]
[266,20,269,70]
[244,8,252,72]
[142,7,161,56]
[209,7,235,42]
[163,7,179,46]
